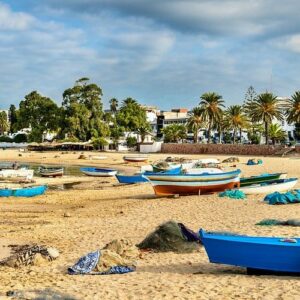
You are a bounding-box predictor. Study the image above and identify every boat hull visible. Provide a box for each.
[238,178,298,195]
[0,185,47,197]
[0,169,34,180]
[80,167,117,177]
[123,156,148,162]
[240,173,287,187]
[39,168,64,177]
[116,174,148,184]
[149,178,240,196]
[200,229,300,273]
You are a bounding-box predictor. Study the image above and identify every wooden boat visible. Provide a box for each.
[0,185,47,197]
[0,169,34,181]
[123,155,148,162]
[240,173,287,187]
[144,170,241,195]
[200,229,300,273]
[80,167,117,177]
[238,178,298,195]
[39,166,64,177]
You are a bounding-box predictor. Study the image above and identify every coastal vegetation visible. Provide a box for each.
[1,80,300,146]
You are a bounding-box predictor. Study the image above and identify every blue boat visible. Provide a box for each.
[200,229,300,273]
[80,167,118,177]
[116,167,182,184]
[0,185,47,197]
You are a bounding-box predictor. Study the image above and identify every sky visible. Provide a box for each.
[1,0,300,110]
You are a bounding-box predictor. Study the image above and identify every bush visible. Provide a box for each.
[248,133,261,145]
[13,134,27,143]
[0,136,13,142]
[126,136,137,148]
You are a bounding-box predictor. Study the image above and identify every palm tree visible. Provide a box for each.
[0,111,9,135]
[245,92,284,145]
[269,123,286,145]
[286,91,300,124]
[199,92,224,143]
[161,124,187,143]
[136,124,151,143]
[109,98,118,114]
[224,105,248,144]
[187,107,204,143]
[122,98,138,107]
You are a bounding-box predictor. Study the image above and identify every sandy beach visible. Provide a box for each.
[0,149,300,299]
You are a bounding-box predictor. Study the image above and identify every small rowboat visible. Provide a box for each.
[238,178,298,195]
[200,229,300,273]
[80,167,117,177]
[123,155,148,163]
[89,155,107,160]
[0,185,47,197]
[39,166,64,177]
[240,173,287,187]
[0,169,34,181]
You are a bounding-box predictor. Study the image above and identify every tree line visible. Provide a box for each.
[0,78,150,148]
[0,81,300,146]
[162,87,300,145]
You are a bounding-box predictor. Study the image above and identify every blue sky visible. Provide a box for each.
[1,0,300,110]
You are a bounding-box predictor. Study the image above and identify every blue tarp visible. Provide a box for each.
[264,190,300,205]
[219,190,246,199]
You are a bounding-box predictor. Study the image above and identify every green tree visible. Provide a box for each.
[187,107,204,143]
[91,137,108,150]
[269,123,287,145]
[16,91,60,142]
[162,124,187,143]
[109,98,118,114]
[110,125,125,148]
[245,92,284,145]
[62,78,105,140]
[199,92,224,143]
[0,111,9,135]
[8,105,18,133]
[286,91,300,124]
[136,124,151,143]
[116,98,150,132]
[126,136,137,148]
[244,86,257,103]
[224,105,248,144]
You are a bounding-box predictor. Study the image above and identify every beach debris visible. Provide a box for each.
[0,244,59,268]
[78,154,87,159]
[247,158,263,165]
[63,212,71,218]
[256,219,300,226]
[68,239,139,275]
[137,221,201,253]
[219,190,246,199]
[6,288,77,299]
[222,157,239,163]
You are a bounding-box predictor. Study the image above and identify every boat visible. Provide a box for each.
[116,167,182,184]
[238,178,298,195]
[0,185,47,197]
[89,155,107,160]
[240,173,287,187]
[39,166,64,177]
[200,229,300,273]
[80,167,117,177]
[143,170,241,196]
[123,155,148,163]
[0,169,34,181]
[116,174,149,184]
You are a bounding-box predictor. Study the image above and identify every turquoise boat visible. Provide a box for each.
[240,173,287,187]
[0,185,47,197]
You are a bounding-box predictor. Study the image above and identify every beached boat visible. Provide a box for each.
[89,155,107,160]
[0,169,34,181]
[80,167,117,177]
[238,178,298,195]
[39,166,64,177]
[200,229,300,273]
[0,185,47,197]
[240,173,287,187]
[123,155,148,163]
[144,170,241,196]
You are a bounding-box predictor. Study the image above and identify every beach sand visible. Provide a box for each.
[0,149,300,299]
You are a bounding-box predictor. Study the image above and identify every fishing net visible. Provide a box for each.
[222,157,240,163]
[154,161,170,169]
[256,218,300,226]
[265,190,300,205]
[219,190,246,199]
[137,221,201,253]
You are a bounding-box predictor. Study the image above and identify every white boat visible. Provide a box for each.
[238,178,298,195]
[185,168,224,175]
[123,155,148,162]
[80,167,117,177]
[0,169,34,181]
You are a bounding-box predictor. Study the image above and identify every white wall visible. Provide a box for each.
[140,142,162,153]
